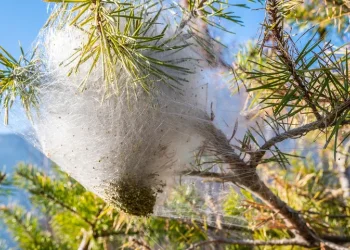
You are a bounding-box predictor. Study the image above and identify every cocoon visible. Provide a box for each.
[27,5,249,216]
[32,17,216,216]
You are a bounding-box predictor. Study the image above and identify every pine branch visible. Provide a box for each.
[36,191,95,227]
[186,237,350,250]
[249,99,350,167]
[197,124,316,244]
[0,172,12,196]
[322,235,350,244]
[285,0,350,36]
[0,206,59,249]
[195,122,350,247]
[44,0,193,93]
[185,238,311,250]
[264,0,322,121]
[156,215,253,233]
[129,238,151,250]
[0,207,39,246]
[227,170,348,248]
[15,165,95,227]
[181,170,234,183]
[0,46,40,124]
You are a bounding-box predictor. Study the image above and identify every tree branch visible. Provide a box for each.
[198,122,349,248]
[94,231,139,238]
[265,0,322,121]
[198,124,317,244]
[185,238,311,250]
[156,215,253,233]
[249,99,350,167]
[186,237,350,250]
[322,235,350,244]
[35,191,94,227]
[180,170,234,183]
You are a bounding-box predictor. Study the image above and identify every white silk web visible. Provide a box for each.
[4,4,257,231]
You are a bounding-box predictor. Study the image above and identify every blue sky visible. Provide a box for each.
[0,1,49,57]
[0,1,264,55]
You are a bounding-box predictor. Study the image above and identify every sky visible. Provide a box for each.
[0,1,264,54]
[0,1,49,57]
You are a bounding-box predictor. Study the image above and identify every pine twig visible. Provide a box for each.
[249,99,350,167]
[186,237,350,250]
[186,238,311,250]
[264,0,322,121]
[197,123,348,248]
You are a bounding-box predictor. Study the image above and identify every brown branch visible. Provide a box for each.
[232,171,318,245]
[302,210,350,219]
[0,172,6,184]
[196,122,350,248]
[249,99,350,167]
[35,191,94,227]
[94,231,139,238]
[265,0,322,121]
[181,170,234,183]
[130,238,151,250]
[185,238,311,250]
[225,166,348,249]
[156,215,253,233]
[198,125,317,244]
[322,235,350,244]
[186,237,350,250]
[187,171,350,244]
[0,206,39,246]
[322,241,350,250]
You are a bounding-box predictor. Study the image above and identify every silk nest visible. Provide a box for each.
[15,7,252,217]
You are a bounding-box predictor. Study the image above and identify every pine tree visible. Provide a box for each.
[0,0,350,249]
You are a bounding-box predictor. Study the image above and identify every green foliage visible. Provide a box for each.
[0,172,12,196]
[1,164,212,250]
[0,0,251,119]
[2,164,137,249]
[0,46,39,124]
[146,217,207,249]
[44,0,198,93]
[0,207,63,250]
[247,40,350,122]
[269,156,350,237]
[218,156,350,249]
[183,0,245,33]
[229,0,350,164]
[1,150,350,249]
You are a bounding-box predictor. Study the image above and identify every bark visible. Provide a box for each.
[186,238,349,250]
[186,238,311,250]
[78,231,91,250]
[249,99,350,168]
[233,171,317,245]
[199,123,349,249]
